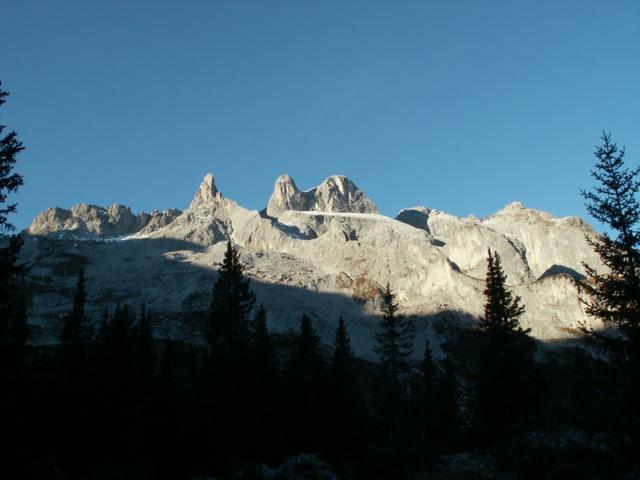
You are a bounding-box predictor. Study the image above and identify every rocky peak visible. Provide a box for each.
[267,174,307,214]
[314,175,379,213]
[266,174,378,216]
[189,173,222,209]
[27,203,181,238]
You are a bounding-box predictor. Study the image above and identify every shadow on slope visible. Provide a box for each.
[20,235,602,358]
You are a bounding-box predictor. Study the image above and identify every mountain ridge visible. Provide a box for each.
[19,173,605,357]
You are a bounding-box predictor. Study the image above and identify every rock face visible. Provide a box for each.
[266,174,379,216]
[20,173,606,357]
[27,204,182,238]
[189,173,221,209]
[395,203,601,284]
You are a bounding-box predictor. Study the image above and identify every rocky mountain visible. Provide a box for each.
[19,173,605,358]
[266,174,379,216]
[28,204,182,238]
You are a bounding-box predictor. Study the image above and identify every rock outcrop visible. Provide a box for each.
[27,204,181,238]
[189,173,222,209]
[266,174,379,216]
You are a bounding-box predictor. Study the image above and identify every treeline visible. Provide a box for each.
[1,240,637,479]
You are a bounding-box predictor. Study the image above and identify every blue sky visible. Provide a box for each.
[2,1,639,231]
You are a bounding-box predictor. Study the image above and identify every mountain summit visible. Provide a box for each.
[266,174,378,216]
[189,173,222,209]
[19,172,604,355]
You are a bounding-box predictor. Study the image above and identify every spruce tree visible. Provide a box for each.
[474,249,536,445]
[206,240,255,357]
[581,132,640,356]
[0,82,24,232]
[481,249,527,336]
[373,283,415,386]
[329,316,365,466]
[332,316,353,380]
[581,132,640,448]
[292,314,325,380]
[59,268,92,347]
[250,303,275,372]
[0,81,26,357]
[289,314,328,451]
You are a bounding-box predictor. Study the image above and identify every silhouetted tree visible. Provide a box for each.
[288,314,328,451]
[373,283,415,386]
[581,132,640,357]
[0,84,33,475]
[581,132,640,451]
[206,240,255,358]
[371,284,415,471]
[291,314,326,385]
[0,80,26,367]
[0,82,24,232]
[332,316,353,381]
[473,249,537,445]
[481,249,527,336]
[59,268,92,348]
[250,303,275,372]
[328,317,365,467]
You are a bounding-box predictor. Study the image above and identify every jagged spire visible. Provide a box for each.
[266,174,378,216]
[190,173,222,209]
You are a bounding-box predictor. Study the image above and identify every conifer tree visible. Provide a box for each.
[481,249,527,336]
[59,268,92,347]
[0,82,24,232]
[292,314,325,380]
[288,314,328,451]
[332,316,353,381]
[474,249,536,445]
[328,316,366,465]
[0,81,26,356]
[373,283,415,386]
[251,303,275,372]
[581,132,640,447]
[581,132,640,357]
[206,240,255,357]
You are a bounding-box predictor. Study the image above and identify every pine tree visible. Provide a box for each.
[473,249,536,445]
[206,240,255,357]
[371,284,415,467]
[332,316,353,380]
[331,317,353,377]
[481,249,527,336]
[59,268,92,347]
[292,314,325,380]
[288,314,328,451]
[581,132,640,449]
[0,81,26,357]
[250,303,275,372]
[581,132,640,357]
[0,82,24,232]
[328,316,366,466]
[373,283,415,386]
[330,316,355,411]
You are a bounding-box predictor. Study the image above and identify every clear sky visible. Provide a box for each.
[2,0,639,231]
